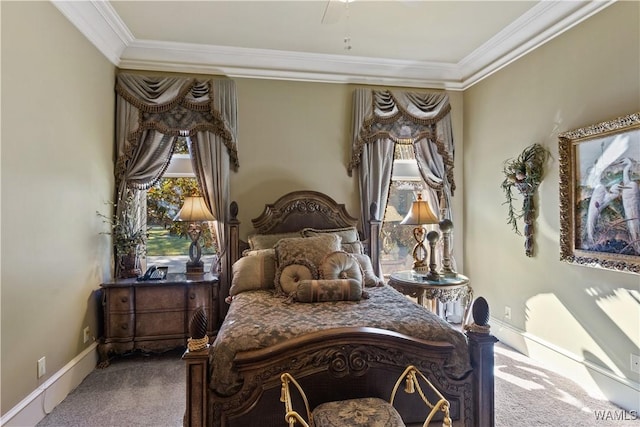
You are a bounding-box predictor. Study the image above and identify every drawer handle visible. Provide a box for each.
[121,323,128,330]
[120,297,128,303]
[189,293,196,300]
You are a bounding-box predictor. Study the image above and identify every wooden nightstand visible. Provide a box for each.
[389,271,473,325]
[98,272,219,367]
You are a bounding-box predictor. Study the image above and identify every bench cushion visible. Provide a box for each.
[312,397,405,427]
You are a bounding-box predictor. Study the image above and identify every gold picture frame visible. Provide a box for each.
[558,112,640,274]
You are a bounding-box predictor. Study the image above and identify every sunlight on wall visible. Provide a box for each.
[588,287,640,351]
[526,293,624,378]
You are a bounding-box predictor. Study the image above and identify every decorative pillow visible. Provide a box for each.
[312,397,404,426]
[230,251,276,296]
[241,248,276,257]
[319,251,363,285]
[248,232,301,250]
[274,234,341,294]
[353,253,385,287]
[278,260,317,295]
[301,227,360,242]
[339,241,365,254]
[274,234,341,283]
[294,279,363,302]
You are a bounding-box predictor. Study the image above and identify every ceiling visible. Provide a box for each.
[52,0,614,90]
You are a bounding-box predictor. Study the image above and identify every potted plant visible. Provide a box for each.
[98,192,148,278]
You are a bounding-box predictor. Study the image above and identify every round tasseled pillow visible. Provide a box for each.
[319,251,363,284]
[278,260,317,295]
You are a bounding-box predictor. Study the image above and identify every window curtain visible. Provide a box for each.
[349,89,456,273]
[114,74,238,294]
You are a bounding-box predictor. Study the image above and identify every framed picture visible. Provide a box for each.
[558,112,640,274]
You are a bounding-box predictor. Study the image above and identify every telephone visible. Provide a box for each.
[136,265,167,281]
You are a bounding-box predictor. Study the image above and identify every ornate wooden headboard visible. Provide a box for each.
[251,190,359,234]
[225,190,381,288]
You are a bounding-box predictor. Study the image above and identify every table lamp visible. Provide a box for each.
[174,196,215,275]
[400,193,439,279]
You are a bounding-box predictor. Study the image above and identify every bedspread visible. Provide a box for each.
[209,285,472,395]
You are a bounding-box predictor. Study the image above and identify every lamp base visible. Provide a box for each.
[186,261,204,276]
[412,265,430,274]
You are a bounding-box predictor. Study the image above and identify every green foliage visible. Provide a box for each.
[500,143,550,235]
[97,191,147,257]
[146,177,217,254]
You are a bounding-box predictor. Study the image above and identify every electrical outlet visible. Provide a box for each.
[83,326,91,343]
[631,354,640,374]
[504,306,512,321]
[37,357,46,378]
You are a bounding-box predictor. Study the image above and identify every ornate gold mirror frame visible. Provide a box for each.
[558,112,640,274]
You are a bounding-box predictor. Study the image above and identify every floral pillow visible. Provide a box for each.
[294,278,363,303]
[273,234,341,293]
[301,227,364,254]
[248,232,301,250]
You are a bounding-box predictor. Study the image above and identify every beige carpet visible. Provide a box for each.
[37,344,637,426]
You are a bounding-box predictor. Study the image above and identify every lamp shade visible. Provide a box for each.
[400,193,438,225]
[174,196,216,222]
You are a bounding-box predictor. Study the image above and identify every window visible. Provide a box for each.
[145,138,217,273]
[380,143,437,278]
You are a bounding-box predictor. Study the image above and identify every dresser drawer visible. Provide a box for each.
[136,311,184,336]
[105,314,134,338]
[187,285,210,309]
[99,273,219,366]
[136,285,185,310]
[105,288,134,312]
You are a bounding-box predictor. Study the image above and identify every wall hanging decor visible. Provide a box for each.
[501,143,551,257]
[558,112,640,274]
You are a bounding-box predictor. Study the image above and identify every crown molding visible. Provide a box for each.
[459,0,616,87]
[51,0,133,65]
[120,40,463,89]
[51,0,615,90]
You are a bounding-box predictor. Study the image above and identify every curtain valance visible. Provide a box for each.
[348,89,454,195]
[115,73,238,190]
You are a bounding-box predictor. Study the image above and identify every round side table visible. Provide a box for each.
[389,270,473,325]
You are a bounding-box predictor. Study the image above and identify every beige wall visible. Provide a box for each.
[229,81,466,268]
[464,1,639,408]
[1,1,115,414]
[2,0,637,418]
[230,79,358,231]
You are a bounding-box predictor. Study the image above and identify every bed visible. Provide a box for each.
[183,190,497,427]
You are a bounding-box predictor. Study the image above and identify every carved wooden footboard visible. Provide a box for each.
[184,326,496,427]
[183,191,497,427]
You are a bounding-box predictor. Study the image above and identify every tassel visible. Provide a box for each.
[280,382,286,403]
[405,373,415,394]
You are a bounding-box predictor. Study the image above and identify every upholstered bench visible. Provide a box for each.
[280,365,451,427]
[312,397,405,427]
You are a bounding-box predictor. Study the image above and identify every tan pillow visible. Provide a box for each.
[230,251,276,296]
[353,253,385,287]
[340,241,365,254]
[242,248,276,257]
[278,261,317,295]
[274,234,341,290]
[301,227,363,254]
[319,251,363,284]
[301,227,360,242]
[275,234,342,265]
[248,232,301,250]
[295,279,363,302]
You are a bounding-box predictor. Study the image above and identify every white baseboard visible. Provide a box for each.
[1,343,99,427]
[491,317,640,413]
